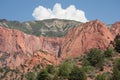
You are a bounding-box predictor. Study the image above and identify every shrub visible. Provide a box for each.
[86,48,104,69]
[26,72,35,80]
[82,57,90,67]
[103,72,112,80]
[112,68,120,80]
[88,71,96,79]
[37,69,51,80]
[112,58,120,80]
[82,66,95,74]
[115,37,120,53]
[0,68,4,73]
[69,66,87,80]
[95,74,106,80]
[53,74,59,80]
[114,58,120,70]
[46,65,56,75]
[59,59,74,78]
[104,47,114,58]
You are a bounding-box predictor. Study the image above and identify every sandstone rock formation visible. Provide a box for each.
[61,20,114,58]
[0,26,61,69]
[109,22,120,36]
[0,20,119,72]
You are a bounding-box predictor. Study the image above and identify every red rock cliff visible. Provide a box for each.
[0,26,61,68]
[0,20,120,69]
[61,20,114,58]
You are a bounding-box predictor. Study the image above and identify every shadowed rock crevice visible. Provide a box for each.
[58,47,61,58]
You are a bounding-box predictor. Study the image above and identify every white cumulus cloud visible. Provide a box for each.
[32,3,88,22]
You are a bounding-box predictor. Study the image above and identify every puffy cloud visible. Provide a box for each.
[32,3,88,22]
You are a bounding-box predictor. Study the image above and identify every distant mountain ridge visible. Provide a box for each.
[0,19,81,37]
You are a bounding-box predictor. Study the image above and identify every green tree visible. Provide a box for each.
[69,66,87,80]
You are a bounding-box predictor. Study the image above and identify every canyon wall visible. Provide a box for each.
[0,20,120,69]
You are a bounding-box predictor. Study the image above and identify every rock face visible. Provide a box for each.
[0,27,62,55]
[0,26,61,69]
[61,20,114,57]
[0,20,119,71]
[109,22,120,36]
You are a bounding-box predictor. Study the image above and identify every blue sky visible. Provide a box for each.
[0,0,120,24]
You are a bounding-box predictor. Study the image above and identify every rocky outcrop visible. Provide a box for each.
[0,27,62,55]
[61,20,114,58]
[109,22,120,36]
[0,26,61,69]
